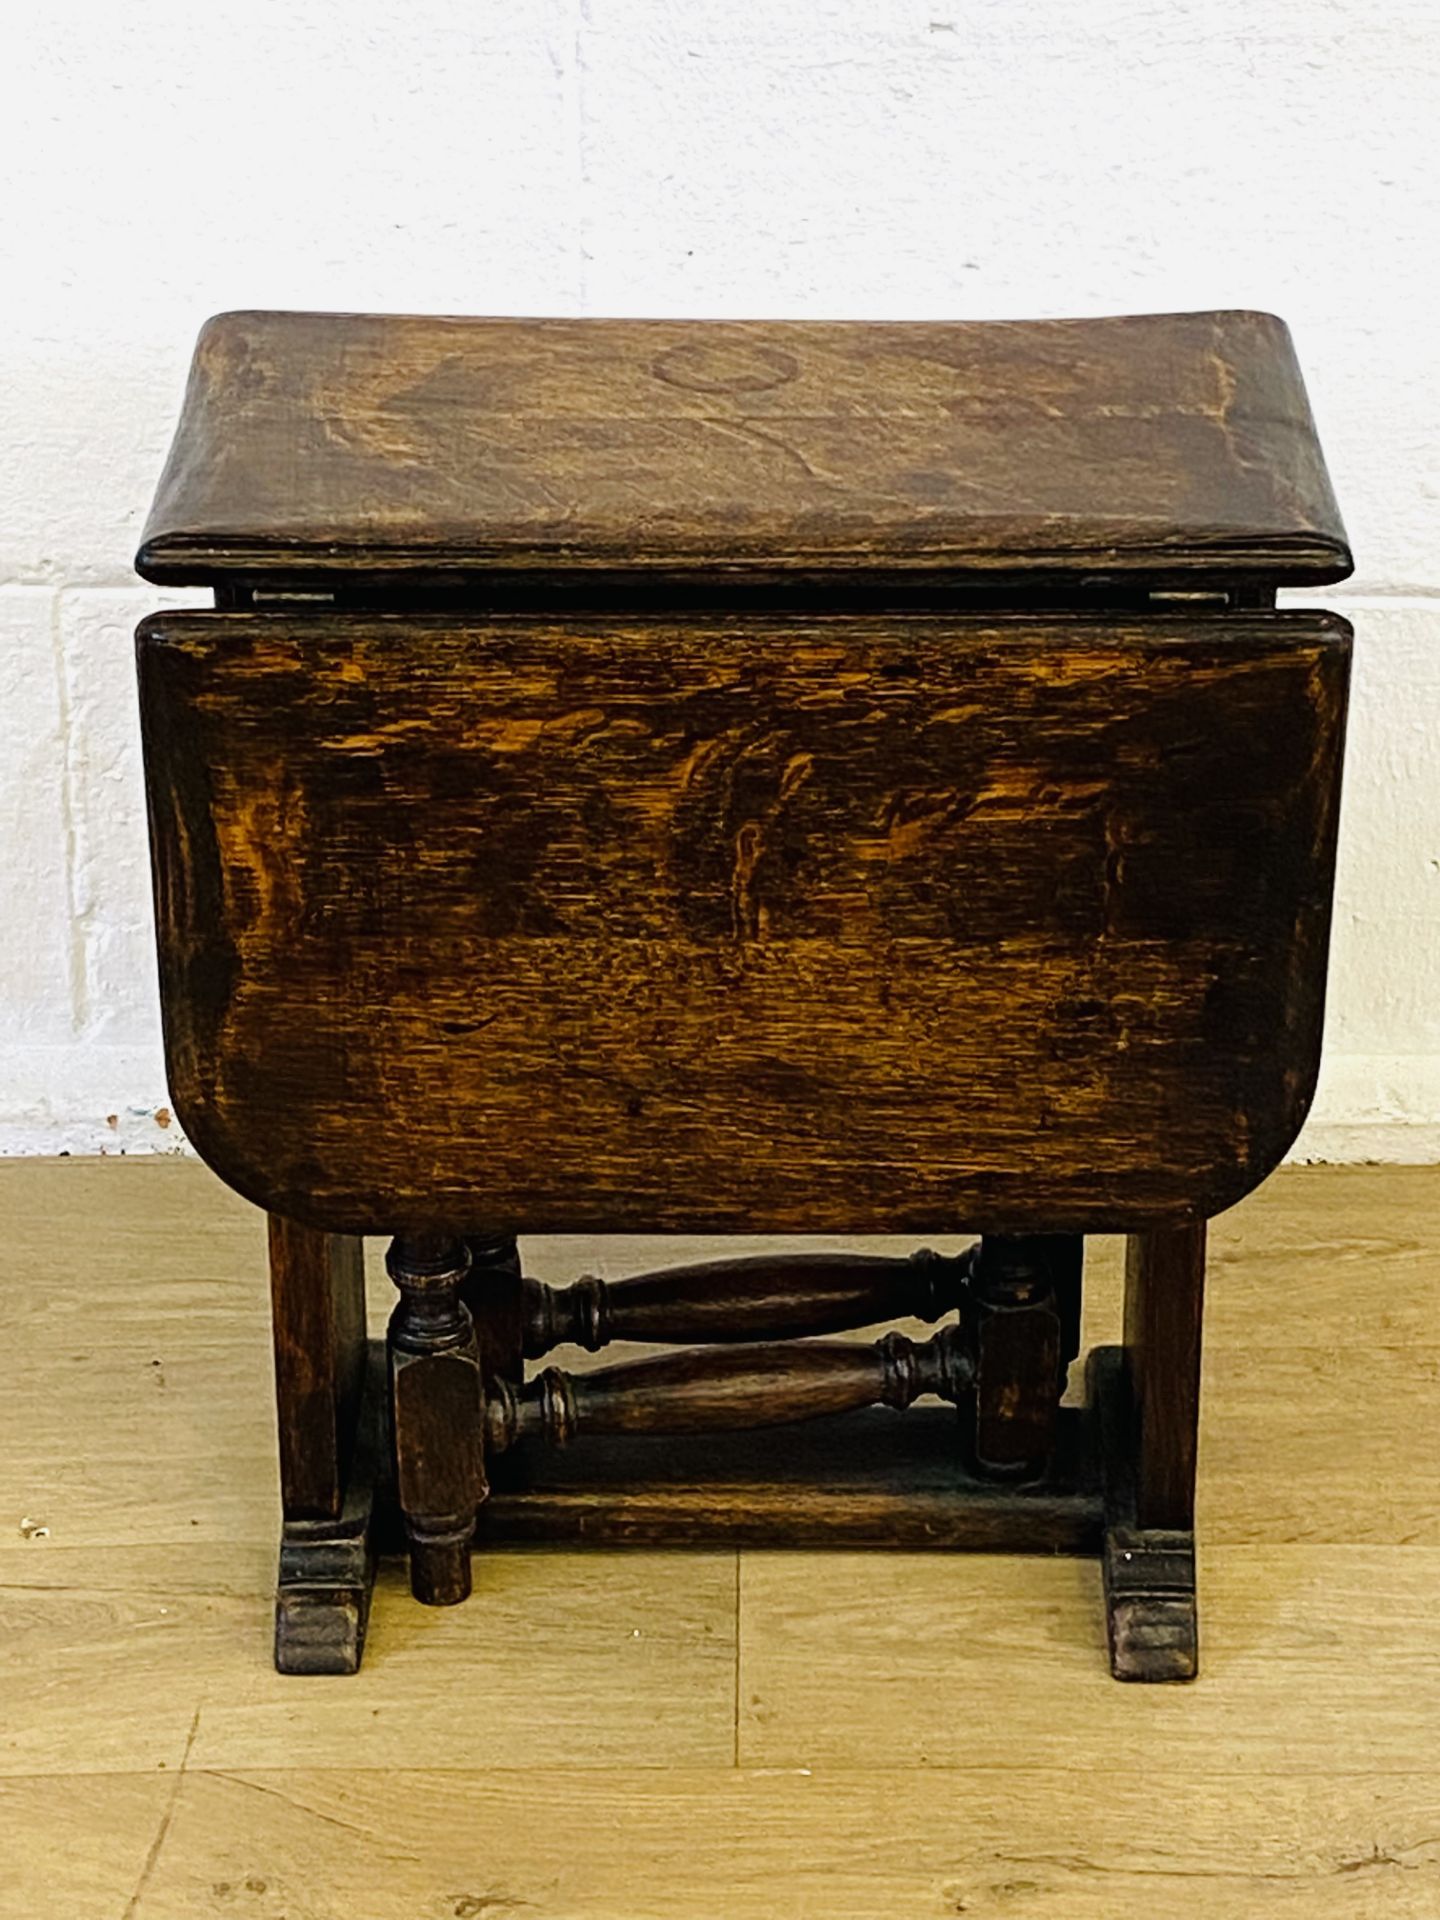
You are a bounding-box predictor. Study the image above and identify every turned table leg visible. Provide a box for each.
[968,1235,1068,1481]
[1091,1222,1205,1682]
[268,1215,377,1674]
[386,1233,485,1605]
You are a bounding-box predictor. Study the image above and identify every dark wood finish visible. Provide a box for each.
[968,1236,1065,1481]
[267,1215,366,1519]
[133,309,1352,1679]
[1091,1345,1198,1682]
[274,1342,384,1675]
[1124,1223,1206,1531]
[385,1234,484,1604]
[463,1232,523,1383]
[482,1400,1100,1552]
[521,1249,973,1355]
[136,310,1349,587]
[136,610,1349,1237]
[1023,1233,1083,1373]
[485,1329,974,1452]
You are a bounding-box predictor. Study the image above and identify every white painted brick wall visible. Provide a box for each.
[2,0,1438,1158]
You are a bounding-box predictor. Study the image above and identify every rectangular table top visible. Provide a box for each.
[136,309,1350,590]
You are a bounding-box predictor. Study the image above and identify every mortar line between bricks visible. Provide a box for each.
[47,587,91,1032]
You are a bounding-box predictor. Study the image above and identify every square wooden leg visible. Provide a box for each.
[268,1216,377,1674]
[275,1344,383,1674]
[1091,1221,1206,1682]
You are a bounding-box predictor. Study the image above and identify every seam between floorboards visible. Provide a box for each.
[733,1549,742,1769]
[118,1704,199,1919]
[12,1760,1427,1782]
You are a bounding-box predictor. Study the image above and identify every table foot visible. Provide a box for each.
[1089,1344,1199,1682]
[273,1346,383,1674]
[408,1530,473,1606]
[1102,1527,1198,1682]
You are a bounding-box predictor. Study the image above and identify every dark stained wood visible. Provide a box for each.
[968,1236,1065,1481]
[520,1249,974,1355]
[1037,1232,1085,1377]
[274,1341,384,1675]
[135,310,1350,588]
[1091,1344,1199,1682]
[1124,1223,1206,1531]
[136,609,1350,1237]
[463,1232,523,1383]
[133,308,1353,1680]
[481,1402,1101,1552]
[484,1329,974,1453]
[385,1234,484,1605]
[267,1215,366,1519]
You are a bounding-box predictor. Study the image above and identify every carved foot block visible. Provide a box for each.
[1102,1525,1198,1682]
[275,1574,371,1676]
[1089,1343,1199,1683]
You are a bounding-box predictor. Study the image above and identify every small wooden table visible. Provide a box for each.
[135,309,1351,1679]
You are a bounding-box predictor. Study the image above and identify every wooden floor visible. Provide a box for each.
[2,1161,1438,1918]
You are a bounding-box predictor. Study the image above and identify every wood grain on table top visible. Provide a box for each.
[137,309,1351,585]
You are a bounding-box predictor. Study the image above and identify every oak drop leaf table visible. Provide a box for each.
[134,309,1352,1678]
